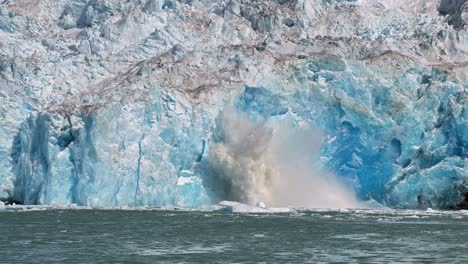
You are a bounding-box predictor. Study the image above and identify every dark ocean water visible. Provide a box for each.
[1,207,467,263]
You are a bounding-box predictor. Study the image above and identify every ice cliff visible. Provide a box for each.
[0,0,466,208]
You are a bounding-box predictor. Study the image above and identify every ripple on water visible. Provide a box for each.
[132,244,231,256]
[1,207,467,263]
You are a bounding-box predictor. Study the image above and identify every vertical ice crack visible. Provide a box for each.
[111,180,123,206]
[66,115,75,147]
[134,135,144,205]
[66,115,79,204]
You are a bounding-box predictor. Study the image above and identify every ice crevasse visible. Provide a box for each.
[0,0,466,209]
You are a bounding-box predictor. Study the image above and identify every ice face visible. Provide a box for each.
[237,64,467,209]
[0,0,466,208]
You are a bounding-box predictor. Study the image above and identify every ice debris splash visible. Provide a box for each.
[207,108,360,208]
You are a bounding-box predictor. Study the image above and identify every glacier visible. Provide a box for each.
[0,0,466,209]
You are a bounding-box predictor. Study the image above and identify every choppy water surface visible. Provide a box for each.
[1,207,467,263]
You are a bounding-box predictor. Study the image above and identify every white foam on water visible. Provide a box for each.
[0,204,467,221]
[218,201,293,213]
[134,244,230,256]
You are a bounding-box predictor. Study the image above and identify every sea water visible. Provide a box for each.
[1,207,467,263]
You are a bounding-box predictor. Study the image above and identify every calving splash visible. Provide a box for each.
[208,108,359,208]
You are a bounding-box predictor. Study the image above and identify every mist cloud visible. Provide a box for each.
[208,108,360,208]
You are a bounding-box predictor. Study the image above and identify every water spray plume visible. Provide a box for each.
[208,108,360,208]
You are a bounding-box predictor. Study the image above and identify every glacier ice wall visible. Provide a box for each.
[0,0,467,208]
